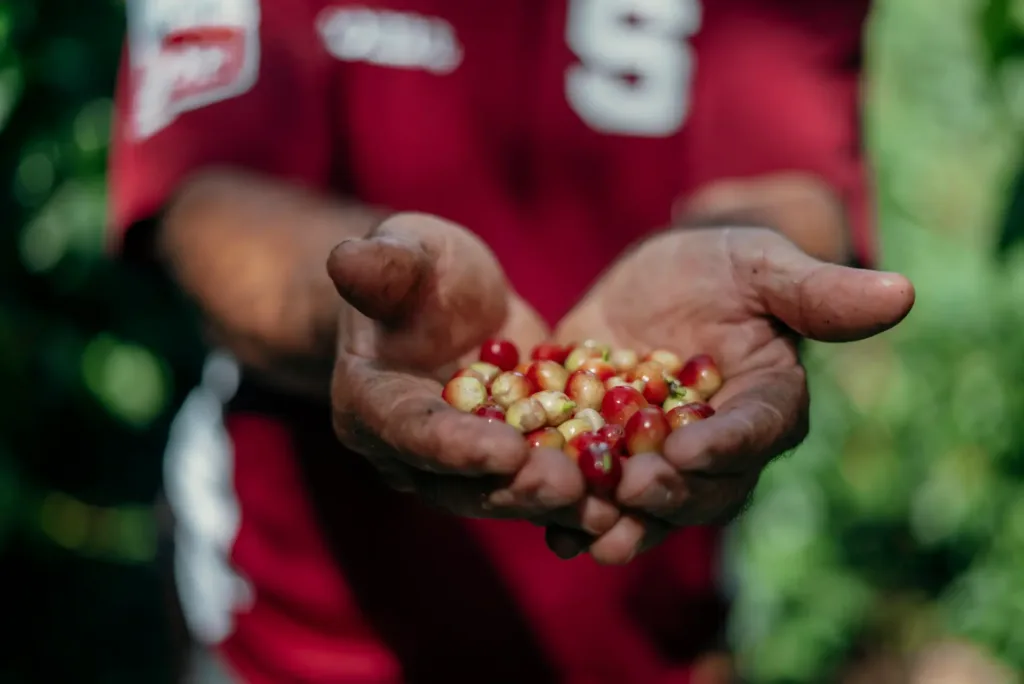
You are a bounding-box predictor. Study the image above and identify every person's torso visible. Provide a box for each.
[327,0,703,322]
[253,0,865,323]
[162,1,867,681]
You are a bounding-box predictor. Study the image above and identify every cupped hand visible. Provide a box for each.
[549,226,915,564]
[327,213,619,534]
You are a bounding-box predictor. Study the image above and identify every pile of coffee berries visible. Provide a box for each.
[442,339,723,495]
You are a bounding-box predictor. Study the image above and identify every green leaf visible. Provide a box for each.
[995,155,1024,258]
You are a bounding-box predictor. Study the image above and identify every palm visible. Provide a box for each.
[330,213,548,381]
[328,213,608,530]
[571,230,794,389]
[546,227,916,563]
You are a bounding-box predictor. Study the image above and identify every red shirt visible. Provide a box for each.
[111,1,872,682]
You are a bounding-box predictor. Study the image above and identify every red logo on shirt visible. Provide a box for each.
[126,0,260,139]
[158,26,247,102]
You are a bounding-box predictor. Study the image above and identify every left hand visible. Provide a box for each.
[547,226,915,565]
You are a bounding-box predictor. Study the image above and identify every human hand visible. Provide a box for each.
[327,213,619,533]
[548,226,915,564]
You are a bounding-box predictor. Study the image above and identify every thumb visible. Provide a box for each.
[327,213,509,367]
[737,229,916,343]
[327,232,429,325]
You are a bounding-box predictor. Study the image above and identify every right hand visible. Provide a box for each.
[327,213,620,536]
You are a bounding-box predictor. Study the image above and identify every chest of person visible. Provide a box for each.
[252,0,820,319]
[312,1,706,317]
[318,0,710,215]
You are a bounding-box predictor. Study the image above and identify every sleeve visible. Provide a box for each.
[108,0,334,251]
[683,0,875,266]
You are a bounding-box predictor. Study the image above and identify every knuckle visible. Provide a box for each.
[592,546,632,567]
[453,448,491,472]
[579,507,619,537]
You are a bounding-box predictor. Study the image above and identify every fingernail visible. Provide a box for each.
[370,233,422,252]
[488,489,517,508]
[534,487,571,510]
[556,545,583,560]
[546,531,588,560]
[641,483,679,511]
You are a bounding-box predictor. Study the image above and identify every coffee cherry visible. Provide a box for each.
[469,361,501,386]
[564,346,605,373]
[575,408,605,431]
[480,338,519,372]
[557,418,593,442]
[628,360,664,382]
[525,360,570,393]
[597,423,629,459]
[642,380,669,406]
[474,404,506,422]
[565,370,607,411]
[663,383,703,410]
[443,342,723,456]
[442,376,488,412]
[530,343,571,365]
[505,397,547,432]
[609,348,639,374]
[665,402,716,430]
[579,339,612,357]
[490,371,532,409]
[532,391,577,427]
[450,367,486,384]
[578,358,617,382]
[600,385,649,426]
[630,361,670,406]
[678,354,723,399]
[628,360,663,380]
[624,407,671,455]
[643,349,683,376]
[525,427,566,450]
[606,376,646,392]
[563,431,605,462]
[577,440,623,495]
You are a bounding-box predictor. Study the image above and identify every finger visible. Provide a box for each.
[617,452,757,527]
[588,514,672,566]
[726,228,915,342]
[617,452,692,516]
[545,526,592,560]
[369,448,584,520]
[545,495,622,536]
[327,233,428,324]
[332,355,528,475]
[486,447,587,512]
[328,213,510,368]
[540,490,624,557]
[661,366,808,476]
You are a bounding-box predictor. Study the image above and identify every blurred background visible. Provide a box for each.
[3,0,1024,682]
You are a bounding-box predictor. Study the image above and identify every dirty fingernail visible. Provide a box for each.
[545,527,590,560]
[488,489,518,508]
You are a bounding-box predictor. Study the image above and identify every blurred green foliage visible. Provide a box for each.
[728,0,1024,680]
[0,1,201,681]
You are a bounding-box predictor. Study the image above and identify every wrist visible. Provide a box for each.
[161,170,386,395]
[673,173,852,265]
